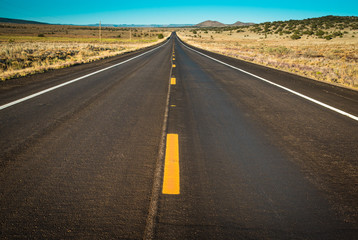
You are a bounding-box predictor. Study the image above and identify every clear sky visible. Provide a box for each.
[1,0,357,25]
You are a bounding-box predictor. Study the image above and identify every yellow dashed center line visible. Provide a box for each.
[172,64,176,68]
[171,77,176,85]
[162,134,180,194]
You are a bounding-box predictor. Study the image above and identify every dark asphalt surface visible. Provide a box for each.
[1,33,358,239]
[0,38,172,239]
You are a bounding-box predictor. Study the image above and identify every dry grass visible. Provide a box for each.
[0,23,169,40]
[177,28,358,89]
[0,23,171,80]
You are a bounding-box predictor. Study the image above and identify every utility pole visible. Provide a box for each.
[99,21,102,42]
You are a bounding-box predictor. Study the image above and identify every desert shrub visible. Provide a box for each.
[38,34,45,37]
[351,23,358,30]
[291,34,301,40]
[302,30,314,35]
[266,46,291,56]
[332,31,343,37]
[157,34,164,39]
[316,30,325,38]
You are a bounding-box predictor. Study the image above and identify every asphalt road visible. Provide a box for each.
[1,33,358,239]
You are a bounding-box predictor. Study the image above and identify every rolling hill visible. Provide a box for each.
[196,20,227,27]
[196,20,255,27]
[232,21,255,26]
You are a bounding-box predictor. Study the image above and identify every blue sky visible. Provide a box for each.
[1,0,357,24]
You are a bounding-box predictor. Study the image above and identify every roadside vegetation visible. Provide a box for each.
[0,23,170,80]
[177,16,358,89]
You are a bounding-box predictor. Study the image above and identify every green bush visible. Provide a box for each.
[157,33,164,39]
[316,30,325,37]
[302,30,314,35]
[291,34,301,40]
[332,31,343,37]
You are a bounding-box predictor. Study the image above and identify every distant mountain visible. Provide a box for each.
[196,20,226,27]
[232,21,255,26]
[0,17,48,25]
[167,24,195,27]
[0,18,193,27]
[87,23,194,28]
[196,20,255,27]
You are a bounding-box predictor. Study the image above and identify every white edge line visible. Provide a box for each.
[177,37,358,122]
[0,39,170,111]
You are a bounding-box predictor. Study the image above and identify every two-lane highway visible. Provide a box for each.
[1,33,358,239]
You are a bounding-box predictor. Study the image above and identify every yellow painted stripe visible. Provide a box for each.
[173,58,175,60]
[171,77,176,85]
[172,64,176,68]
[162,134,180,194]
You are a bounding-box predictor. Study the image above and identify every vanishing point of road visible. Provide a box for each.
[1,33,358,239]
